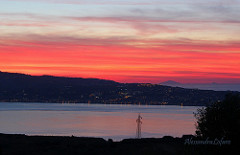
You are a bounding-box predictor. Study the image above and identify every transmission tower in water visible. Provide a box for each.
[136,113,142,139]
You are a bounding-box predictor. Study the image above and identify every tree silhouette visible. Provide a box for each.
[195,93,240,140]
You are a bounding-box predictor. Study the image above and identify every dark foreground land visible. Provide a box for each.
[0,133,237,155]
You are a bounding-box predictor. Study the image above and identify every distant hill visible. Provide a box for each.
[161,80,180,85]
[0,71,238,106]
[160,81,240,92]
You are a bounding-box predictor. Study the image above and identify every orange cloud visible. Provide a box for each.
[1,36,240,83]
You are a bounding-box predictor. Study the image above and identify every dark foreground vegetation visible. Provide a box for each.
[1,71,236,106]
[0,133,237,155]
[195,94,240,142]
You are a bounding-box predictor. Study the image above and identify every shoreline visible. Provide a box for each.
[0,101,205,107]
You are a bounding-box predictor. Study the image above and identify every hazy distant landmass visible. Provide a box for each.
[160,80,240,92]
[0,71,238,106]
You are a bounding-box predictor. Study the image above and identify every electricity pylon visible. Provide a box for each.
[136,113,142,139]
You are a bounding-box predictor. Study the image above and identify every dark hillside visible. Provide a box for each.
[0,71,236,106]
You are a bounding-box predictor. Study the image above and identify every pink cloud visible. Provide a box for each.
[1,35,240,84]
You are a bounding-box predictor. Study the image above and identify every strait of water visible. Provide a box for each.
[0,102,201,141]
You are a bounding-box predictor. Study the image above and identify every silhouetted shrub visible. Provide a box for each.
[195,93,240,140]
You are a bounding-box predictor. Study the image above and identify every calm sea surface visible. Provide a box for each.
[0,102,201,141]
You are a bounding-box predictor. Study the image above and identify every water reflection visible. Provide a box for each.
[0,103,200,141]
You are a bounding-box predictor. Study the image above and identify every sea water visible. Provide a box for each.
[0,102,201,141]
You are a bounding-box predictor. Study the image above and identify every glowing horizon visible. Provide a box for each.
[1,0,240,83]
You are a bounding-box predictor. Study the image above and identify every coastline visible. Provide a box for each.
[0,101,205,107]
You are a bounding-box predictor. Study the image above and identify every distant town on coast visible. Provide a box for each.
[1,71,239,106]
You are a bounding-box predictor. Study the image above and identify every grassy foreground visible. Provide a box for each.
[0,133,236,155]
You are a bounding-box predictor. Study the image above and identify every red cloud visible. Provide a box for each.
[1,35,240,83]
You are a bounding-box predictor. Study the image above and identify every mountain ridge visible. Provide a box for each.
[0,71,238,106]
[160,80,240,92]
[160,80,181,85]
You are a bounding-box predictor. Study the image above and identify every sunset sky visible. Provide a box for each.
[0,0,240,83]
